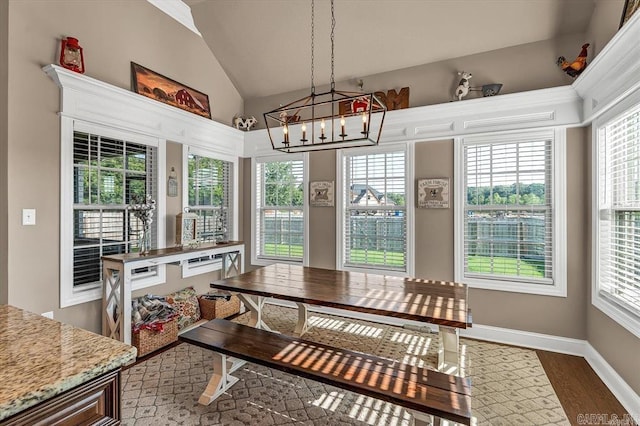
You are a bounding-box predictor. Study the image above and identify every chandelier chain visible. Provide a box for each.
[310,0,315,94]
[330,0,335,91]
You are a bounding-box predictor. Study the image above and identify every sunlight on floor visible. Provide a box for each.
[246,400,302,423]
[311,391,410,425]
[308,315,385,338]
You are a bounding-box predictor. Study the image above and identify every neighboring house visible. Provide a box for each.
[350,184,394,207]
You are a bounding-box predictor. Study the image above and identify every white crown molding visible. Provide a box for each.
[573,10,640,124]
[43,65,243,156]
[146,0,201,36]
[244,86,581,157]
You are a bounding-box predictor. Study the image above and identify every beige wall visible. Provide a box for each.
[245,33,587,125]
[5,0,242,332]
[587,0,626,58]
[308,151,337,270]
[0,0,8,305]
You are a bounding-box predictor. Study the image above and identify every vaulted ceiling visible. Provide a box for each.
[187,0,596,99]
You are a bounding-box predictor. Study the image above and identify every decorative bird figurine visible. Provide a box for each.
[557,43,590,78]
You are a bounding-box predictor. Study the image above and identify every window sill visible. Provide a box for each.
[340,265,410,278]
[252,257,304,267]
[593,292,640,339]
[462,275,567,297]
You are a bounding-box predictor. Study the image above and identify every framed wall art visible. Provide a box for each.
[131,62,211,119]
[417,178,450,209]
[309,181,334,207]
[620,0,640,28]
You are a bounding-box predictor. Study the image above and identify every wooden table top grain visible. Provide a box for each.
[210,264,471,329]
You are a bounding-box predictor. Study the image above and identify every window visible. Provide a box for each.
[455,130,566,296]
[62,121,164,307]
[594,102,640,338]
[187,151,233,242]
[253,155,307,264]
[338,146,410,273]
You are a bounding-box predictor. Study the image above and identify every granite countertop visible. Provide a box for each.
[0,305,137,420]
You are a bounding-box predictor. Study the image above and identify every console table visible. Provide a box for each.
[102,241,244,344]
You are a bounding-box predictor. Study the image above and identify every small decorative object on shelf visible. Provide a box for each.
[233,114,258,131]
[59,36,85,74]
[167,166,178,197]
[128,194,156,254]
[176,208,199,247]
[557,43,590,78]
[454,71,472,101]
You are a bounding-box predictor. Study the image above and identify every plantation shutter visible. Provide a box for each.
[187,154,233,242]
[342,150,407,271]
[463,136,553,283]
[72,130,158,288]
[255,157,304,261]
[598,104,640,316]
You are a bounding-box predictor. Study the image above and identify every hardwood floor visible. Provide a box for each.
[537,350,635,425]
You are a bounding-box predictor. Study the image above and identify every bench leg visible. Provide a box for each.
[236,294,273,331]
[293,302,309,336]
[437,326,460,376]
[198,353,240,405]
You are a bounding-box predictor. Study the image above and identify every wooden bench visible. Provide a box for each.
[179,319,472,425]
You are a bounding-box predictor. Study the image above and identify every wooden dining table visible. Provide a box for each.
[210,263,472,374]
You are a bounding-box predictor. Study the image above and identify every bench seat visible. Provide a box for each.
[179,319,472,425]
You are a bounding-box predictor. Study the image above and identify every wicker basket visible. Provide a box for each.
[198,294,240,320]
[132,317,178,357]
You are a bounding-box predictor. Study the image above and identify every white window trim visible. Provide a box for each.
[335,143,415,277]
[60,118,167,308]
[181,144,239,241]
[591,90,640,339]
[454,128,567,297]
[251,153,309,267]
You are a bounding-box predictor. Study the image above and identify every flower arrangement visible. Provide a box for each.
[128,194,156,254]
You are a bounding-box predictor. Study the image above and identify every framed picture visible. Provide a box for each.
[620,0,640,28]
[417,178,450,209]
[176,211,199,247]
[310,181,334,207]
[131,62,211,119]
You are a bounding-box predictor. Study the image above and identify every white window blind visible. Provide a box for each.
[187,153,233,242]
[255,158,304,261]
[598,104,640,318]
[73,130,158,288]
[342,150,407,271]
[463,137,553,284]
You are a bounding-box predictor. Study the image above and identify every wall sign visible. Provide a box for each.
[309,181,334,207]
[417,178,450,208]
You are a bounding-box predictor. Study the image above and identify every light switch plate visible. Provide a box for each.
[22,209,36,226]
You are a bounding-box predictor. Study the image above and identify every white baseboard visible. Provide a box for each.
[264,300,640,416]
[584,343,640,416]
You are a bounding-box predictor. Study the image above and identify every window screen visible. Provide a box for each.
[187,153,233,242]
[73,131,157,287]
[342,150,407,271]
[255,159,304,261]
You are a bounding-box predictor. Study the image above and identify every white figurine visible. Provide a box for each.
[454,71,473,101]
[233,115,257,131]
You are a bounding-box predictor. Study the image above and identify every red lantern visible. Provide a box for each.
[59,37,85,74]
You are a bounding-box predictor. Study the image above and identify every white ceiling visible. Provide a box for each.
[186,0,595,99]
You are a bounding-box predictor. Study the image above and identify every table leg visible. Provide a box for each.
[293,302,310,336]
[236,294,273,331]
[437,326,460,376]
[198,352,240,405]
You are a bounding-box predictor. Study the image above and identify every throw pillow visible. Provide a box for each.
[165,286,201,330]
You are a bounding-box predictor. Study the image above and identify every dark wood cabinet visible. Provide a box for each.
[1,369,121,426]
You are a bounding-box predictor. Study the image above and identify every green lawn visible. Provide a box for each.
[467,255,545,278]
[262,243,405,267]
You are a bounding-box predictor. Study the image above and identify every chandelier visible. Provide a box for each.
[263,0,386,153]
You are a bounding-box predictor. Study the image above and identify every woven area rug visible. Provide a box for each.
[121,305,569,425]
